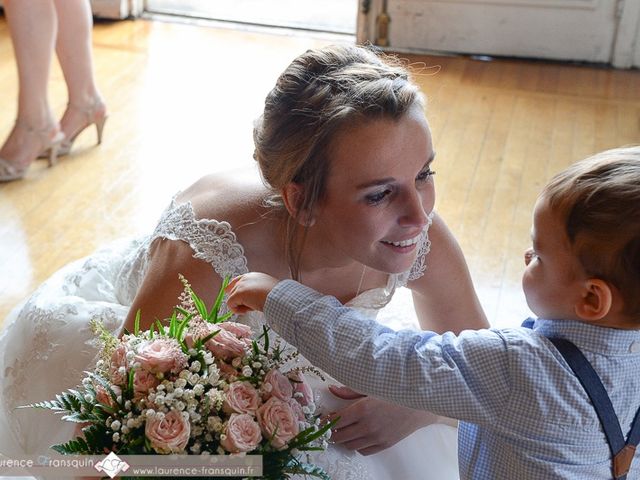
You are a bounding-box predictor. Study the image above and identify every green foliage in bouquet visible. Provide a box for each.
[21,276,336,479]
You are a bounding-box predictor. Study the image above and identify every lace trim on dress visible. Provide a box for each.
[396,211,434,288]
[150,199,433,314]
[150,199,249,279]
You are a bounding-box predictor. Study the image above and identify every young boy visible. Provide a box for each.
[226,146,640,479]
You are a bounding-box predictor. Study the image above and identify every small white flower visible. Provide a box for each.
[146,409,156,418]
[124,400,132,410]
[189,373,200,385]
[84,394,94,403]
[175,378,187,389]
[190,360,202,372]
[112,432,120,442]
[176,401,186,411]
[242,366,253,377]
[193,384,205,396]
[207,416,222,432]
[174,388,184,398]
[111,420,121,431]
[232,357,242,368]
[252,362,262,369]
[121,426,130,435]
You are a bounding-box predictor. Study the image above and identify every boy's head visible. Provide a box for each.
[523,146,640,327]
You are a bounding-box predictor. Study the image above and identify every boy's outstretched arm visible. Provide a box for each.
[248,279,511,425]
[226,272,280,314]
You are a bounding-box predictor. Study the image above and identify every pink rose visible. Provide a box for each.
[218,321,252,339]
[288,371,314,406]
[145,410,190,453]
[206,328,249,361]
[257,397,299,449]
[220,413,262,453]
[109,344,129,385]
[262,369,293,401]
[134,369,160,398]
[135,339,188,374]
[95,384,121,409]
[223,381,261,414]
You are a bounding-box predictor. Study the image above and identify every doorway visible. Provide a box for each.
[146,0,357,34]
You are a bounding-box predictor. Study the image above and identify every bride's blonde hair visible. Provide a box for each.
[253,44,423,279]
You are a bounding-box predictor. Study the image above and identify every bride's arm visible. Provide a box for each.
[124,238,223,333]
[409,213,488,333]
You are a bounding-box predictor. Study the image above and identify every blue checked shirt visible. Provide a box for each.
[263,280,640,479]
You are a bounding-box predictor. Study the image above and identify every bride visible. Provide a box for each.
[0,44,487,479]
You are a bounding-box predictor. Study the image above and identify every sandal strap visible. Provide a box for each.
[0,155,26,179]
[14,119,63,146]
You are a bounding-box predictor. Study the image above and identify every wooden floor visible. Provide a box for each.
[0,16,639,329]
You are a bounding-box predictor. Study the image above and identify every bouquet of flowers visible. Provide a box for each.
[25,276,334,479]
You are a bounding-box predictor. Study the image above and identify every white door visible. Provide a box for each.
[357,0,640,67]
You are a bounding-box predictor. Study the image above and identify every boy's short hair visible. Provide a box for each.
[542,146,640,318]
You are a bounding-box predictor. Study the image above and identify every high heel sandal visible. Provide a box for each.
[39,100,108,158]
[0,122,64,183]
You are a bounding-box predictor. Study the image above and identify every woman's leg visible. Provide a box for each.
[52,0,106,143]
[0,0,59,170]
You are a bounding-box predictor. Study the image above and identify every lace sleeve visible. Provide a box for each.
[397,212,434,288]
[150,199,249,279]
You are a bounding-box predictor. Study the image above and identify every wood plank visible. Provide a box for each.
[1,15,639,328]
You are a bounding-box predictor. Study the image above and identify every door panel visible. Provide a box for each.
[359,0,624,64]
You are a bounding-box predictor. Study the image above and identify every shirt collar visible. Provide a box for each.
[529,318,640,355]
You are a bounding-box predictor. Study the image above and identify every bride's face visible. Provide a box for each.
[312,104,436,274]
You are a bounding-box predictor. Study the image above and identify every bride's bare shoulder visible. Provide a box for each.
[175,168,273,228]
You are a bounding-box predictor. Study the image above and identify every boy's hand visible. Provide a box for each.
[225,272,280,314]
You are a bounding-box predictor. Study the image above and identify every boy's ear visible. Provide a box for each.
[281,183,315,226]
[574,278,613,321]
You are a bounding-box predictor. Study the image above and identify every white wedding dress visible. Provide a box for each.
[0,198,458,480]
